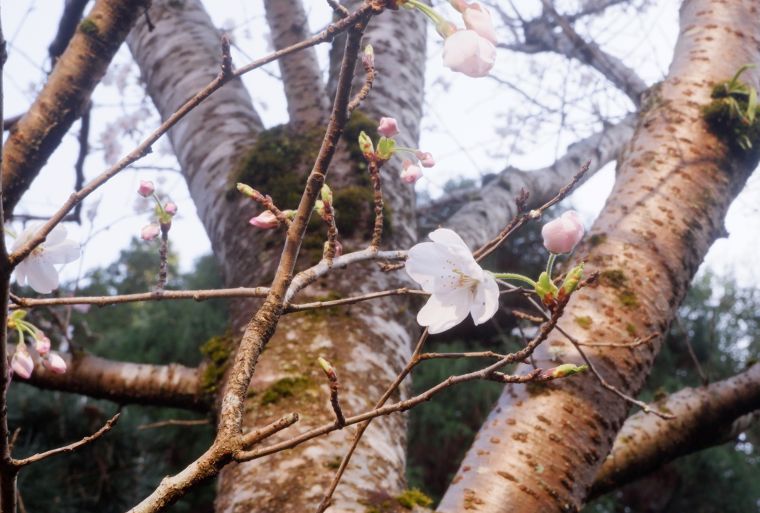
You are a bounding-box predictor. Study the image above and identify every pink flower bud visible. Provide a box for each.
[415,150,436,168]
[443,30,496,78]
[249,211,279,230]
[541,211,585,254]
[164,202,178,216]
[137,180,155,198]
[463,3,497,44]
[11,348,34,379]
[35,335,51,356]
[43,352,67,374]
[141,223,161,241]
[377,117,400,138]
[401,159,423,184]
[449,0,469,13]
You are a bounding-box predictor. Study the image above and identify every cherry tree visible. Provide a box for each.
[1,0,760,512]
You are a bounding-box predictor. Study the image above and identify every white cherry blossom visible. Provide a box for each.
[405,228,500,334]
[11,224,80,294]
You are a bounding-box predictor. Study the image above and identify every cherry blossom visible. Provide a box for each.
[138,180,155,197]
[249,211,279,230]
[12,225,81,294]
[377,117,400,137]
[11,346,34,379]
[443,30,496,78]
[401,160,423,184]
[141,223,161,241]
[415,150,436,168]
[462,3,497,44]
[406,228,499,333]
[43,353,67,374]
[541,211,585,254]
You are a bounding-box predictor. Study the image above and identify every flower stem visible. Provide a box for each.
[405,0,447,28]
[490,272,537,288]
[546,253,557,279]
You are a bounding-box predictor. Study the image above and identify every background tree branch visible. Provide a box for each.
[12,346,210,411]
[264,0,330,127]
[590,363,760,498]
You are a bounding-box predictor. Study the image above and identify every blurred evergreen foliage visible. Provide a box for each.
[8,239,227,512]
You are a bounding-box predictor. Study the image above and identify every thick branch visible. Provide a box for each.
[1,0,151,217]
[11,347,209,411]
[434,114,635,248]
[264,0,330,127]
[590,364,760,498]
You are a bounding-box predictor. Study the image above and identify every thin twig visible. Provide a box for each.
[675,316,709,385]
[472,162,590,262]
[136,419,210,431]
[368,159,384,249]
[14,412,121,467]
[326,0,349,17]
[318,359,346,427]
[348,44,376,113]
[240,413,300,449]
[555,325,673,419]
[156,223,170,291]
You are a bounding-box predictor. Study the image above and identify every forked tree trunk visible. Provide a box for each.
[438,1,760,511]
[128,1,427,511]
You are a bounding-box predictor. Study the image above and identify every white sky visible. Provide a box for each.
[2,1,759,287]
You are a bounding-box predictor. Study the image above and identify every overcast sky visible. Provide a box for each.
[3,1,759,289]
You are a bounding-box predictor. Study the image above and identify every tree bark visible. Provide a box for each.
[128,2,427,511]
[590,363,760,498]
[438,1,760,511]
[1,0,151,217]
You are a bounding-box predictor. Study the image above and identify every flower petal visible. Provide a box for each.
[428,228,471,254]
[46,225,68,246]
[470,273,500,325]
[26,260,60,294]
[14,262,29,288]
[406,242,448,292]
[417,288,471,334]
[45,239,81,264]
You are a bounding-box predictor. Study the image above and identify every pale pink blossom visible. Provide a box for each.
[443,30,496,78]
[377,117,400,138]
[406,228,499,334]
[141,223,161,241]
[449,0,469,12]
[12,224,81,294]
[463,3,497,44]
[401,160,423,184]
[137,180,155,197]
[35,335,51,356]
[164,202,178,216]
[249,211,279,230]
[541,211,585,254]
[43,352,67,374]
[415,150,436,168]
[11,347,34,379]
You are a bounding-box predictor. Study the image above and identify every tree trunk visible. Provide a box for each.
[128,2,427,511]
[438,1,760,511]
